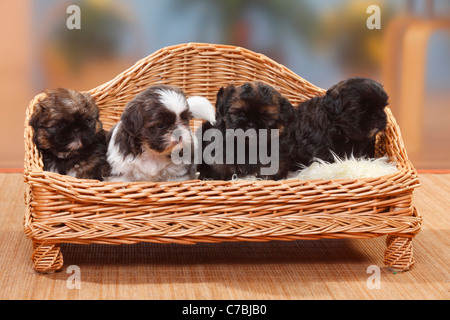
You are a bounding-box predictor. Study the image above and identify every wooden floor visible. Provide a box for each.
[0,173,448,300]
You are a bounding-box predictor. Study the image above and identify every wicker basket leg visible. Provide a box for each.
[31,242,64,273]
[383,235,415,272]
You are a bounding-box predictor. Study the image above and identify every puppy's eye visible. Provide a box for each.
[156,123,166,130]
[262,113,276,121]
[232,111,244,117]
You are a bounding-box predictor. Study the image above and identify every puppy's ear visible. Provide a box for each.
[278,97,296,125]
[29,96,50,129]
[278,97,297,139]
[82,93,104,133]
[215,85,235,118]
[121,100,144,137]
[324,85,343,114]
[81,92,100,118]
[29,104,43,129]
[215,87,226,117]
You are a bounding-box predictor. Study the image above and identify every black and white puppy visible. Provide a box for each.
[291,77,388,171]
[106,85,215,182]
[197,81,297,181]
[29,88,109,180]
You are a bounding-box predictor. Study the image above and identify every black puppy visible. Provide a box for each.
[197,81,297,180]
[292,77,388,170]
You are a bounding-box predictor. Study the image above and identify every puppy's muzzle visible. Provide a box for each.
[168,126,191,149]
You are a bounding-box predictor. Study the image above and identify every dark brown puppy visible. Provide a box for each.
[198,81,297,180]
[29,88,108,180]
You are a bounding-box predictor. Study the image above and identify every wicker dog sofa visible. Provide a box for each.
[24,43,422,273]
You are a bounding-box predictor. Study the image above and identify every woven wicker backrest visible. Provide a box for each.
[87,43,326,131]
[25,43,416,176]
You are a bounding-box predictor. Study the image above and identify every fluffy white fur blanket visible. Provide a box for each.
[232,154,398,181]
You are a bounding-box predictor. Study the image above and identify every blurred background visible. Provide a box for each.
[0,0,449,170]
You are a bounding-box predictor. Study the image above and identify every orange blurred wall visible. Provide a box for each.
[0,0,33,168]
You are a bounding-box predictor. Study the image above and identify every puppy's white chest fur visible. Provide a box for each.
[106,123,192,182]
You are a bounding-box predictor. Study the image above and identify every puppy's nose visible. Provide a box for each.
[246,123,256,130]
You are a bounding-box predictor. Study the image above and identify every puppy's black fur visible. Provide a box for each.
[198,82,297,180]
[292,77,388,170]
[29,88,108,180]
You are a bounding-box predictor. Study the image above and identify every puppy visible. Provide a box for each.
[197,81,297,181]
[106,85,215,182]
[29,88,108,180]
[291,77,388,170]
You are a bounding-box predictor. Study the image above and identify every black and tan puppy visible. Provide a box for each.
[197,81,297,180]
[29,88,108,180]
[292,77,388,170]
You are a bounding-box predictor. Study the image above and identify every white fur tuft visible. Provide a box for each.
[289,153,398,180]
[230,153,398,182]
[156,88,187,115]
[187,96,216,124]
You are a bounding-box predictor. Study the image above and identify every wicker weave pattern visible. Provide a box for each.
[24,43,421,273]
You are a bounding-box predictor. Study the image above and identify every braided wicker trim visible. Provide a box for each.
[25,206,421,245]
